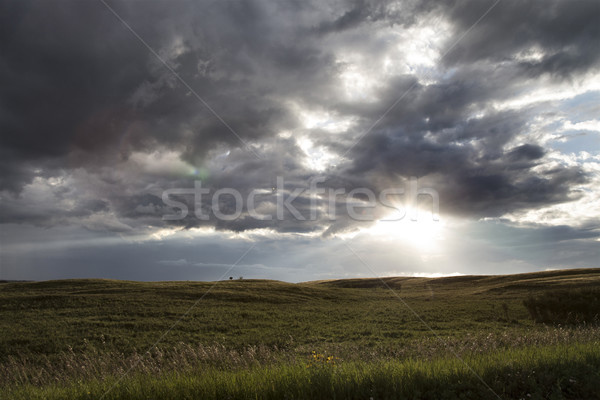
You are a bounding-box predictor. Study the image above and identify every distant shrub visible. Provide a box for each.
[523,288,600,324]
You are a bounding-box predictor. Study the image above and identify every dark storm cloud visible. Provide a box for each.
[344,95,589,218]
[316,0,412,34]
[0,1,150,186]
[0,0,598,237]
[438,0,600,77]
[0,0,334,190]
[508,144,546,162]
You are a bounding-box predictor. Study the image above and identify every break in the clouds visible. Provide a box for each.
[1,0,599,281]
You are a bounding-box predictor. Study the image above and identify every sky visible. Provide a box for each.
[0,0,599,282]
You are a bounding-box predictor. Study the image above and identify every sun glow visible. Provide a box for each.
[368,208,445,252]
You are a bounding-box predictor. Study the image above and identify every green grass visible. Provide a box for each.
[1,268,599,398]
[5,343,599,400]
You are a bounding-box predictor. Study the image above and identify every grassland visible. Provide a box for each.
[1,268,599,399]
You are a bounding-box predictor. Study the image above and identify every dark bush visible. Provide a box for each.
[523,288,600,324]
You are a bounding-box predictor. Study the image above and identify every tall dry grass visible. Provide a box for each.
[3,325,600,387]
[0,342,290,387]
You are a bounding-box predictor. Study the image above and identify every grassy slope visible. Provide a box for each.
[1,268,598,358]
[1,269,599,399]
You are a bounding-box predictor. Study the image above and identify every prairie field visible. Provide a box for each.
[1,268,599,399]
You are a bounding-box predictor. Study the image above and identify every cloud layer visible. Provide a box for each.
[1,0,599,279]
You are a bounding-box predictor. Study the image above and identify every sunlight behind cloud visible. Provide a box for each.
[367,209,445,252]
[297,136,340,172]
[339,65,380,102]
